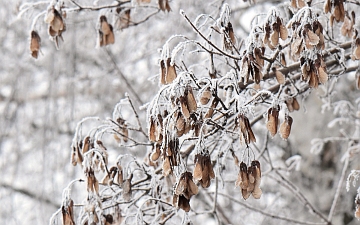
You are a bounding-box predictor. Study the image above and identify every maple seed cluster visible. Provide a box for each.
[341,11,355,38]
[223,22,236,51]
[300,54,328,88]
[173,172,199,212]
[98,16,115,47]
[235,114,256,146]
[44,6,66,49]
[193,153,215,188]
[324,0,345,26]
[290,0,309,9]
[266,106,294,140]
[290,20,325,60]
[236,161,262,199]
[62,199,75,225]
[160,58,177,84]
[263,17,288,50]
[239,46,265,84]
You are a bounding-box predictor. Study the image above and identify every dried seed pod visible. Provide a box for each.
[118,9,131,30]
[205,98,219,119]
[324,0,331,13]
[292,97,300,111]
[355,197,360,219]
[158,0,171,12]
[341,14,354,38]
[280,52,287,66]
[87,172,94,192]
[309,70,319,88]
[279,24,288,40]
[162,156,171,176]
[71,146,78,166]
[193,158,202,182]
[353,38,360,60]
[193,153,214,188]
[30,31,41,59]
[237,114,256,145]
[285,98,294,112]
[93,176,99,194]
[318,66,328,84]
[356,72,360,90]
[165,58,177,83]
[82,136,91,154]
[246,165,255,196]
[200,87,212,105]
[173,194,190,212]
[185,86,197,113]
[251,160,262,199]
[235,162,249,190]
[280,115,293,139]
[160,60,166,84]
[270,30,279,47]
[307,30,320,46]
[45,7,65,37]
[273,67,286,85]
[291,38,303,58]
[175,171,198,200]
[179,96,190,119]
[62,199,75,225]
[267,106,279,137]
[148,117,156,142]
[254,48,264,67]
[99,16,115,46]
[240,56,251,83]
[175,112,186,137]
[151,143,161,161]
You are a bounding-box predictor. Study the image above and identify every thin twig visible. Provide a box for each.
[181,11,241,60]
[214,192,328,225]
[327,156,350,221]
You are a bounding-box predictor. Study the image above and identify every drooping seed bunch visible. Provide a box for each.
[266,105,294,140]
[235,161,262,200]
